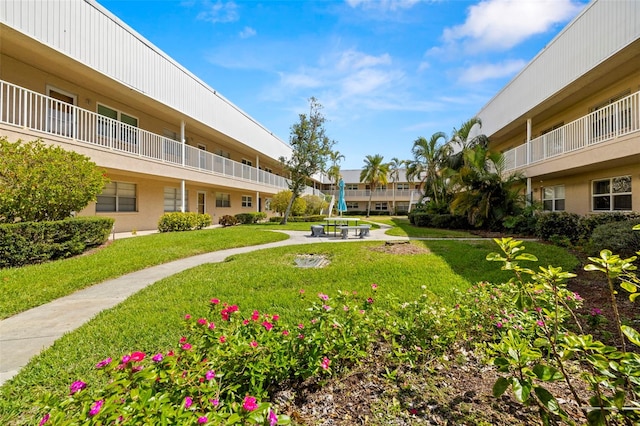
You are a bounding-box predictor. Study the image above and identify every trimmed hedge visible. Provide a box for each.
[587,218,640,258]
[219,215,238,227]
[234,212,267,224]
[157,212,212,232]
[411,212,470,229]
[535,212,582,244]
[0,217,114,268]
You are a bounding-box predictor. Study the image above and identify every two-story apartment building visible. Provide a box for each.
[321,169,422,215]
[0,0,318,232]
[478,0,640,215]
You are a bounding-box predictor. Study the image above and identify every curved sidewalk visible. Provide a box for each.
[0,227,405,386]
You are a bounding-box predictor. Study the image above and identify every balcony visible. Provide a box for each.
[503,90,640,172]
[0,80,321,195]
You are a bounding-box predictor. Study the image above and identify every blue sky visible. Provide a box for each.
[97,0,588,169]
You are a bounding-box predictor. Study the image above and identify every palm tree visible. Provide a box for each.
[406,132,451,205]
[327,150,345,191]
[388,157,403,214]
[449,145,525,229]
[360,154,389,217]
[448,117,489,171]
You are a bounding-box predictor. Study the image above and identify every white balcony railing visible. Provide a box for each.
[327,189,421,199]
[0,80,319,195]
[503,90,640,171]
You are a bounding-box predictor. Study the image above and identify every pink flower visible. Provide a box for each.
[70,380,87,395]
[198,416,208,424]
[367,297,374,304]
[180,336,187,343]
[536,320,545,327]
[242,396,259,411]
[268,409,278,426]
[205,370,215,381]
[184,314,192,320]
[209,398,219,407]
[152,353,164,362]
[371,283,378,290]
[262,321,273,331]
[591,307,602,316]
[272,314,280,321]
[299,289,305,295]
[242,319,250,326]
[39,413,50,425]
[219,336,226,343]
[182,343,192,350]
[318,293,329,301]
[184,396,193,409]
[496,322,503,328]
[343,305,349,311]
[282,330,290,336]
[321,357,331,370]
[251,310,260,321]
[211,298,220,305]
[88,399,104,417]
[298,323,304,329]
[250,340,258,348]
[208,322,216,330]
[197,318,207,325]
[298,334,305,339]
[322,305,331,311]
[95,357,112,369]
[121,354,131,364]
[130,351,145,362]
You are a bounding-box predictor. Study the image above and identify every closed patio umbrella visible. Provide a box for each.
[337,178,347,216]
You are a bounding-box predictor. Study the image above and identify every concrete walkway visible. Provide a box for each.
[0,226,405,386]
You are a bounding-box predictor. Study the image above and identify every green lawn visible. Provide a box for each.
[0,234,578,424]
[0,227,288,319]
[381,217,477,238]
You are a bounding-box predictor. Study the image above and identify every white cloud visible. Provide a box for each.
[239,26,256,39]
[458,59,526,83]
[335,50,392,72]
[196,0,239,24]
[279,72,323,90]
[443,0,584,51]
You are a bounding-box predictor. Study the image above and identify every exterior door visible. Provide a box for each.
[197,192,206,215]
[47,87,76,137]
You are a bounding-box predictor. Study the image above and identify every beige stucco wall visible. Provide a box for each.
[531,164,640,216]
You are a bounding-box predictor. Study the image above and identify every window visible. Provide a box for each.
[395,202,410,213]
[542,185,565,211]
[241,159,253,167]
[346,184,359,191]
[215,149,231,159]
[242,195,253,208]
[593,176,632,211]
[397,183,410,190]
[216,192,231,208]
[346,202,359,209]
[97,104,138,144]
[164,187,188,212]
[374,202,388,211]
[96,182,136,212]
[591,91,631,141]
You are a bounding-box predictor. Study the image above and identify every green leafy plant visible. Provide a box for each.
[158,212,212,232]
[218,215,238,227]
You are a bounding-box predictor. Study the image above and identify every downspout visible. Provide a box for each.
[181,121,186,212]
[526,119,532,205]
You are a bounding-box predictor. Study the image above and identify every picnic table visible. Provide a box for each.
[324,217,360,236]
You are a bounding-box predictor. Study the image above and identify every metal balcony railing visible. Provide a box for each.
[503,90,640,171]
[0,80,320,195]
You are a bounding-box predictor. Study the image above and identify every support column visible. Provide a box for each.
[180,121,186,212]
[181,180,186,213]
[526,119,532,206]
[256,191,260,212]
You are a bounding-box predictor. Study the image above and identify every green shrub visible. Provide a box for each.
[234,212,267,224]
[579,212,640,242]
[157,212,212,232]
[0,217,114,268]
[586,219,640,258]
[412,212,432,227]
[218,215,238,227]
[431,214,469,230]
[302,194,328,215]
[535,211,582,244]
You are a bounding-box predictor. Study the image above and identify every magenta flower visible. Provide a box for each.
[242,319,250,326]
[219,336,227,343]
[209,322,216,330]
[251,310,260,321]
[39,413,50,425]
[210,298,220,305]
[95,357,112,369]
[318,293,329,301]
[210,398,219,407]
[272,314,280,321]
[198,416,208,424]
[242,396,259,411]
[130,351,145,362]
[250,340,258,348]
[262,321,273,331]
[70,380,87,395]
[184,396,193,409]
[197,318,207,325]
[496,322,503,328]
[182,343,192,350]
[371,283,378,290]
[367,297,374,304]
[282,330,290,336]
[184,314,192,320]
[297,334,305,339]
[268,409,278,426]
[152,353,164,363]
[536,320,545,327]
[88,399,104,417]
[591,307,602,316]
[205,370,215,381]
[121,354,131,363]
[321,357,331,370]
[322,305,331,311]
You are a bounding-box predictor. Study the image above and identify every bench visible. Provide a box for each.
[310,225,325,237]
[339,225,371,239]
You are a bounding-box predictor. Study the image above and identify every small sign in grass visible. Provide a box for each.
[294,254,330,268]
